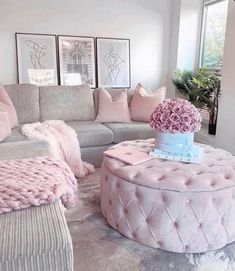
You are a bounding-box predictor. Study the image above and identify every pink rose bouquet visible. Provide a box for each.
[150,98,202,133]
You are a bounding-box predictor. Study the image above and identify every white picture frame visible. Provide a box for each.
[96,38,130,88]
[58,35,96,88]
[16,33,58,86]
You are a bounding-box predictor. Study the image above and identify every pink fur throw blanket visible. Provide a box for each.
[0,157,77,214]
[22,120,95,178]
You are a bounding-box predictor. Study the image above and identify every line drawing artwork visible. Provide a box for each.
[25,40,47,69]
[102,44,125,85]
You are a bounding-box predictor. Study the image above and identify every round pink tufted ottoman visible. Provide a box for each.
[100,139,235,253]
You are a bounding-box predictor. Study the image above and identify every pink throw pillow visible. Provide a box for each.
[95,88,131,123]
[0,112,11,142]
[130,84,166,122]
[0,85,19,128]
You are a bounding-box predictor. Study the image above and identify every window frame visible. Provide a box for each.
[199,0,228,72]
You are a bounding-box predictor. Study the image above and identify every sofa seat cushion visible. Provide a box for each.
[40,85,96,121]
[104,122,155,143]
[4,84,40,124]
[3,125,28,143]
[66,121,114,148]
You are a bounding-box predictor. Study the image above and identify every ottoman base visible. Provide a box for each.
[101,165,235,253]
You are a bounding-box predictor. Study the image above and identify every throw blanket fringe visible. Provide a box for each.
[22,120,95,178]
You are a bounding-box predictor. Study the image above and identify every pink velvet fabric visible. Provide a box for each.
[0,157,78,214]
[101,139,235,253]
[0,112,11,142]
[95,88,131,123]
[22,120,95,178]
[130,85,166,122]
[0,85,19,128]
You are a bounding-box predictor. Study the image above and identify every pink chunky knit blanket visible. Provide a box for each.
[21,120,95,178]
[0,157,78,214]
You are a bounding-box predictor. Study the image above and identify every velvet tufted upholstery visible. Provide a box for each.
[100,139,235,253]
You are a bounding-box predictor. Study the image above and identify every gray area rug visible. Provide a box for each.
[66,169,235,271]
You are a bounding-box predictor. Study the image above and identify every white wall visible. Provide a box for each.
[216,0,235,154]
[0,0,172,90]
[166,0,181,98]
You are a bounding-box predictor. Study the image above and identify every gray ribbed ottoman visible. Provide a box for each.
[0,200,73,271]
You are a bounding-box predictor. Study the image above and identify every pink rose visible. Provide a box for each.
[161,123,171,132]
[149,98,201,133]
[172,105,182,114]
[180,113,191,124]
[154,121,161,128]
[182,105,193,114]
[180,123,191,133]
[169,113,181,124]
[160,112,170,123]
[162,104,172,112]
[171,125,180,133]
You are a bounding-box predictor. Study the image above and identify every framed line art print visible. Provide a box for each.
[16,33,58,86]
[96,38,130,88]
[58,35,96,88]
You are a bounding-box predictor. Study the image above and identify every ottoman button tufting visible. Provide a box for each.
[184,245,189,251]
[157,241,162,247]
[207,244,213,250]
[100,140,235,253]
[184,179,191,186]
[158,175,165,181]
[186,199,191,204]
[135,191,139,199]
[146,217,151,224]
[225,174,231,180]
[211,181,216,187]
[197,171,203,175]
[221,218,224,225]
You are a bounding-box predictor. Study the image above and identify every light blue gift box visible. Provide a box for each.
[150,131,204,164]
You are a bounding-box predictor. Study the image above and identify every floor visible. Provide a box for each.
[65,169,235,271]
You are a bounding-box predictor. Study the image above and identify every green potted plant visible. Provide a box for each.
[172,67,221,135]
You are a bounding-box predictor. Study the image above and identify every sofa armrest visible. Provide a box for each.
[0,140,51,160]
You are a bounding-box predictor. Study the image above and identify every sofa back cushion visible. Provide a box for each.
[0,85,19,128]
[4,84,40,124]
[130,85,166,122]
[95,88,131,123]
[93,88,134,115]
[39,84,96,121]
[0,112,11,142]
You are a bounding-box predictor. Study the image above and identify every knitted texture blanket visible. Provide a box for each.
[0,157,78,214]
[22,120,95,178]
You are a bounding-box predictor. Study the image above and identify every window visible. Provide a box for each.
[200,0,228,71]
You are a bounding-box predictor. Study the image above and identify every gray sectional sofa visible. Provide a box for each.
[0,83,155,270]
[0,84,155,167]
